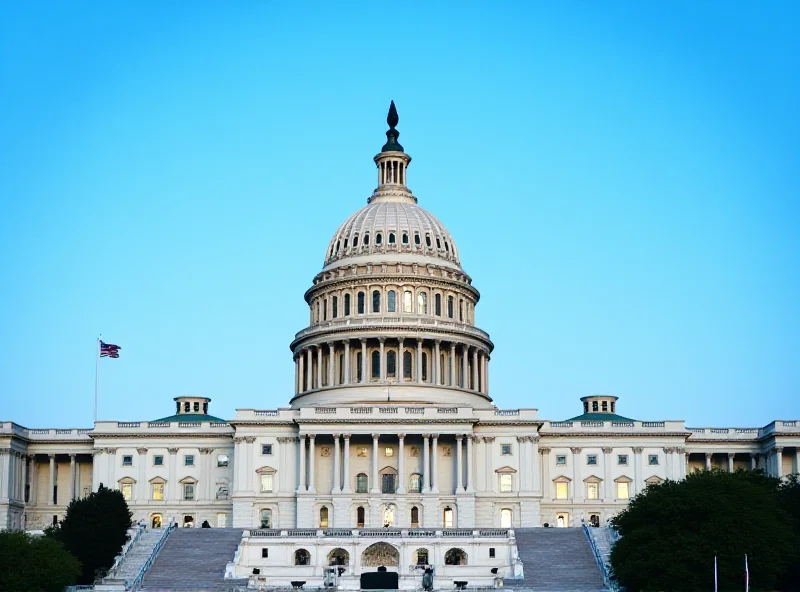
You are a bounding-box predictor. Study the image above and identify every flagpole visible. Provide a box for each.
[94,336,100,423]
[745,554,749,592]
[714,555,718,592]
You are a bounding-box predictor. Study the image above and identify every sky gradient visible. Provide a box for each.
[1,1,798,428]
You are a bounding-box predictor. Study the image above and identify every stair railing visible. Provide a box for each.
[108,524,146,578]
[127,522,176,591]
[582,523,620,592]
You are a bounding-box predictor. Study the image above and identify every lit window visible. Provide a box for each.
[262,444,273,455]
[385,447,394,457]
[356,473,369,493]
[648,455,659,466]
[403,290,413,313]
[587,455,597,465]
[152,482,165,500]
[499,474,512,492]
[500,509,512,528]
[217,454,229,467]
[260,474,273,493]
[501,444,512,455]
[617,482,630,499]
[587,483,599,500]
[388,290,396,312]
[409,474,422,493]
[556,455,567,465]
[154,455,163,466]
[184,455,194,466]
[319,507,329,528]
[418,292,428,314]
[443,507,453,528]
[121,483,133,501]
[183,483,195,500]
[556,482,569,499]
[618,455,628,465]
[357,447,368,458]
[122,455,133,466]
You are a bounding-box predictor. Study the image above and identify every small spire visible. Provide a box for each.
[381,100,404,152]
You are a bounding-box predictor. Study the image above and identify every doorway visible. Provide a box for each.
[556,512,569,528]
[151,514,163,528]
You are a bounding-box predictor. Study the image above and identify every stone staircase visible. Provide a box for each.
[139,528,247,591]
[111,528,168,583]
[504,528,607,592]
[588,526,617,570]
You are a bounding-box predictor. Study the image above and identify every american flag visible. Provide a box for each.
[100,341,121,358]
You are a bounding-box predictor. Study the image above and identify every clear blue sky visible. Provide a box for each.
[1,2,797,428]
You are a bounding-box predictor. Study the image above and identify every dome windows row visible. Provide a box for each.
[327,230,454,263]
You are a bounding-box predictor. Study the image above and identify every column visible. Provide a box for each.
[434,340,440,385]
[398,338,405,380]
[677,447,687,479]
[471,349,478,390]
[461,345,469,388]
[663,447,673,480]
[602,448,613,500]
[705,452,712,471]
[540,448,551,499]
[379,338,386,382]
[48,454,56,505]
[328,342,335,387]
[298,351,305,392]
[370,434,380,494]
[0,450,9,501]
[21,455,29,503]
[531,437,541,494]
[306,348,313,390]
[344,341,351,385]
[316,346,323,389]
[750,453,758,470]
[416,339,423,383]
[484,437,495,492]
[297,436,306,492]
[455,436,464,493]
[517,437,528,490]
[361,339,367,384]
[308,436,317,493]
[422,435,431,493]
[332,434,341,493]
[167,448,178,500]
[632,447,643,495]
[466,435,475,492]
[484,355,489,394]
[431,434,439,493]
[775,447,784,478]
[295,356,300,394]
[397,434,406,494]
[449,343,456,386]
[571,447,582,500]
[342,435,352,493]
[727,453,735,473]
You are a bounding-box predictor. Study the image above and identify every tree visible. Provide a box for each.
[47,484,132,584]
[0,530,81,592]
[609,470,797,592]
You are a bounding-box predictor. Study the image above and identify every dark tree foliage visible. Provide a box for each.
[610,470,798,592]
[0,530,81,592]
[47,484,132,584]
[777,475,800,591]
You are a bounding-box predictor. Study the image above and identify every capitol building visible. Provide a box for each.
[1,104,798,589]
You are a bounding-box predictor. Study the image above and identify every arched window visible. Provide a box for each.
[425,234,432,247]
[440,353,446,385]
[436,238,441,249]
[418,292,428,314]
[402,233,409,244]
[319,506,329,528]
[357,506,366,527]
[409,474,422,493]
[323,298,327,321]
[411,506,420,527]
[372,290,381,313]
[344,293,351,316]
[260,509,272,528]
[387,350,397,378]
[414,234,421,245]
[356,352,363,382]
[356,473,369,494]
[434,293,442,316]
[500,509,512,528]
[387,290,396,312]
[443,507,454,528]
[364,233,370,246]
[414,547,428,565]
[376,233,382,245]
[332,296,338,318]
[389,232,396,244]
[339,353,344,384]
[329,548,350,566]
[444,548,467,565]
[422,352,428,382]
[336,240,341,252]
[344,237,348,249]
[403,290,413,313]
[295,549,311,565]
[371,351,380,379]
[403,351,413,379]
[444,241,449,252]
[447,296,454,318]
[357,292,365,314]
[353,235,359,247]
[459,300,464,321]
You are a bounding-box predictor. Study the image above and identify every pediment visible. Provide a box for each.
[255,466,277,474]
[179,476,198,484]
[118,476,136,484]
[495,466,517,474]
[552,474,572,482]
[148,475,167,484]
[645,475,664,484]
[614,474,633,483]
[583,474,603,483]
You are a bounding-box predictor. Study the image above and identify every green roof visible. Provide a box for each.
[566,412,635,422]
[150,413,227,424]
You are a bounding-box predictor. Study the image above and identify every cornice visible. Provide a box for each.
[227,422,297,428]
[539,432,690,439]
[306,273,480,302]
[88,432,235,440]
[295,418,478,425]
[291,324,493,352]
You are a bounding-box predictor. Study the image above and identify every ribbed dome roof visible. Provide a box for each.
[324,199,461,268]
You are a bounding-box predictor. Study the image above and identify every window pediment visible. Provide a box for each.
[379,466,398,475]
[645,475,664,484]
[149,476,167,484]
[179,476,198,484]
[495,466,517,474]
[255,466,277,475]
[552,474,572,483]
[614,475,633,483]
[583,474,603,483]
[118,477,136,484]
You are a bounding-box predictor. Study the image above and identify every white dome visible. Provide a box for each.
[324,200,461,269]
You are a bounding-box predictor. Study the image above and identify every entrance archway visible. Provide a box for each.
[151,514,163,528]
[328,548,350,566]
[361,542,399,567]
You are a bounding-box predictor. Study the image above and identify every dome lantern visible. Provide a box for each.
[371,101,414,204]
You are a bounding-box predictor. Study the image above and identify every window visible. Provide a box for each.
[217,454,229,467]
[388,290,396,312]
[587,455,597,465]
[154,455,164,466]
[121,482,133,501]
[459,300,464,321]
[357,292,365,314]
[409,473,422,493]
[363,233,370,246]
[414,546,427,564]
[295,549,311,565]
[556,482,569,499]
[383,504,395,526]
[618,455,628,465]
[217,513,228,527]
[617,482,630,499]
[499,474,513,492]
[371,350,380,379]
[372,290,381,313]
[414,233,421,245]
[556,455,567,465]
[434,293,441,316]
[344,293,351,316]
[184,455,194,466]
[389,232,396,244]
[387,351,396,378]
[403,290,413,313]
[602,401,608,412]
[385,447,394,457]
[649,455,659,465]
[489,548,496,559]
[443,507,454,528]
[611,402,616,412]
[418,292,428,314]
[501,444,512,455]
[410,506,420,527]
[403,351,412,379]
[356,473,369,493]
[421,352,428,381]
[356,352,363,382]
[260,474,274,493]
[353,235,359,247]
[357,506,366,527]
[592,401,599,411]
[587,483,599,500]
[260,509,272,528]
[402,233,409,244]
[500,509,512,528]
[447,296,454,318]
[262,444,273,455]
[183,515,194,528]
[152,482,165,500]
[357,447,368,458]
[183,483,195,500]
[122,455,133,466]
[184,402,190,412]
[262,548,269,558]
[425,234,431,247]
[381,473,396,494]
[444,548,466,565]
[376,232,382,245]
[319,507,329,528]
[332,296,338,318]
